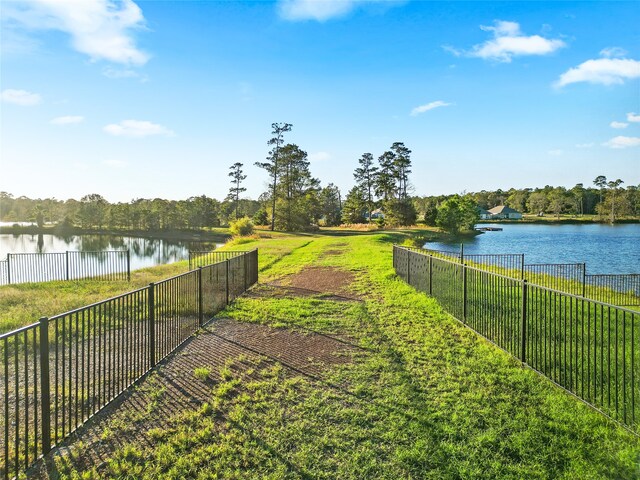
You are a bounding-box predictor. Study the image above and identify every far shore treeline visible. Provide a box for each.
[0,124,638,233]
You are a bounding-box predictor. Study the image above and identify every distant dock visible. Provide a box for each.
[476,227,503,231]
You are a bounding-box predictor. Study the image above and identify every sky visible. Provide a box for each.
[1,0,639,203]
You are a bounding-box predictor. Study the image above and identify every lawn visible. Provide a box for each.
[48,230,639,479]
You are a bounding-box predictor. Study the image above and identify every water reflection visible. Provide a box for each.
[0,234,221,271]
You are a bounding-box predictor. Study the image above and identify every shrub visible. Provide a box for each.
[193,367,211,381]
[229,217,254,236]
[252,209,269,226]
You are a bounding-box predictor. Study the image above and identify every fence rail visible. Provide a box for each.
[420,246,639,306]
[394,245,639,435]
[586,274,640,306]
[188,250,246,270]
[0,251,130,286]
[0,249,258,479]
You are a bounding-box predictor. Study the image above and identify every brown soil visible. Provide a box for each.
[322,249,344,256]
[268,266,361,301]
[33,318,355,478]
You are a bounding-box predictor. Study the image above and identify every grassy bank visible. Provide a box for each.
[49,230,639,479]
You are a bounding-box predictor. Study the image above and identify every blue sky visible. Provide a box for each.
[1,0,639,202]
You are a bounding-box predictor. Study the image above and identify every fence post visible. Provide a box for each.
[149,283,156,368]
[198,267,204,327]
[6,253,11,284]
[582,262,586,298]
[127,250,131,282]
[407,249,411,285]
[392,245,396,272]
[225,259,230,305]
[429,255,433,295]
[244,252,248,291]
[520,280,528,363]
[65,251,70,280]
[253,249,258,285]
[521,253,525,280]
[462,264,468,323]
[39,316,51,454]
[460,243,464,264]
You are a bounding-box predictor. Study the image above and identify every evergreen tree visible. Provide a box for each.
[390,142,412,199]
[342,186,367,224]
[353,153,378,222]
[255,122,292,231]
[319,183,342,226]
[227,162,247,220]
[375,151,396,201]
[274,144,320,231]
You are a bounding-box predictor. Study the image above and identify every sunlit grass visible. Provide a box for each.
[52,229,640,479]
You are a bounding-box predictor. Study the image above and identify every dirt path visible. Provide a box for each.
[33,262,361,478]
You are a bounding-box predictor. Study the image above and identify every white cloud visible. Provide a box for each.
[603,136,640,149]
[627,112,640,123]
[610,121,628,129]
[547,149,564,156]
[4,0,149,65]
[102,66,148,81]
[103,120,174,138]
[279,0,354,21]
[277,0,401,21]
[575,143,595,148]
[410,101,452,116]
[600,47,627,58]
[455,20,565,62]
[1,89,41,106]
[556,58,640,87]
[103,159,127,168]
[50,115,84,125]
[308,151,331,162]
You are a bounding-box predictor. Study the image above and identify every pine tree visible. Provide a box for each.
[353,153,378,222]
[255,123,292,230]
[227,162,247,220]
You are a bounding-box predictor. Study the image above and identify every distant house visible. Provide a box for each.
[477,207,491,220]
[370,209,385,219]
[487,205,523,220]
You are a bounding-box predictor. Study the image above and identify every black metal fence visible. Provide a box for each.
[0,249,258,479]
[420,246,639,306]
[586,274,640,307]
[0,251,131,286]
[523,263,586,296]
[394,245,639,434]
[188,250,247,270]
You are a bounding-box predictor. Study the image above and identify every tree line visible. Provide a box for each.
[0,192,262,231]
[414,178,640,226]
[2,119,638,233]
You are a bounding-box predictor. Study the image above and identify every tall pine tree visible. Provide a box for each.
[227,162,247,220]
[255,123,292,230]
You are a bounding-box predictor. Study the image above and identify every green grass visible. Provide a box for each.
[0,260,194,333]
[50,230,639,479]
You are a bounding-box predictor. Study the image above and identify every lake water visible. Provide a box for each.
[0,234,222,271]
[425,223,640,274]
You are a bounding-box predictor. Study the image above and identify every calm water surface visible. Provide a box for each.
[0,234,221,270]
[425,223,640,274]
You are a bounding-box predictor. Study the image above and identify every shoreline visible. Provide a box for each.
[0,225,231,243]
[480,216,640,225]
